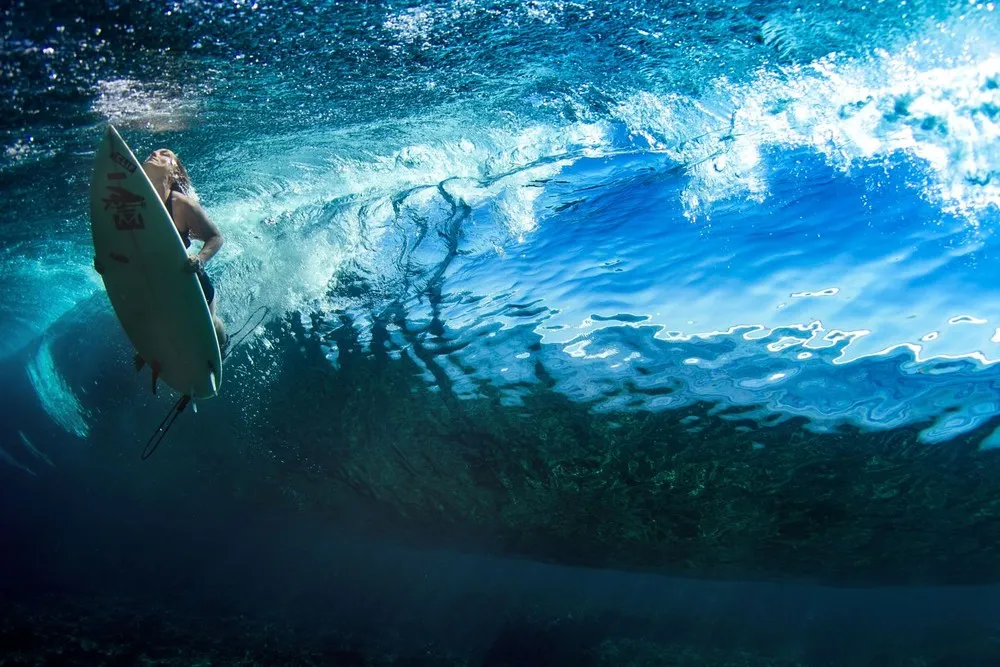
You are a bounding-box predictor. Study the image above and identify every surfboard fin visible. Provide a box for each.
[93,256,105,275]
[150,361,161,395]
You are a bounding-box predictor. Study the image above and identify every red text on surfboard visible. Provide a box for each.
[102,186,146,231]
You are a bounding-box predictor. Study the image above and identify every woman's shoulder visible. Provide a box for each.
[169,191,207,219]
[169,190,219,237]
[169,191,199,209]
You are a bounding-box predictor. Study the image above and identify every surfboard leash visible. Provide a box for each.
[222,305,270,361]
[139,306,270,460]
[141,395,191,460]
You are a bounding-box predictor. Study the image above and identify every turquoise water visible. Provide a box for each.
[5,1,1000,664]
[5,0,1000,439]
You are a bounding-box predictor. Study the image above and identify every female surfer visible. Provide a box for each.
[141,148,227,348]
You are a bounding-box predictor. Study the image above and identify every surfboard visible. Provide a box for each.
[90,124,222,399]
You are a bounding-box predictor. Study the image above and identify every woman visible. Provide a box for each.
[141,148,227,348]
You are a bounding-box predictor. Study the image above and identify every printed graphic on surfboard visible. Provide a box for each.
[90,125,222,399]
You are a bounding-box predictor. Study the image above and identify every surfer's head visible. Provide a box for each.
[143,148,192,196]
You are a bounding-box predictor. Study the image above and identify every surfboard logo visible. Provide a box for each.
[109,150,137,174]
[102,186,146,231]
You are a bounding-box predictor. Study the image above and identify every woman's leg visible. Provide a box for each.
[197,270,227,348]
[208,293,227,347]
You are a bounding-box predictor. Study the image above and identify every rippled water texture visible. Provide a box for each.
[4,0,1000,586]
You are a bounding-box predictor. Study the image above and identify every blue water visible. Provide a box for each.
[5,0,1000,664]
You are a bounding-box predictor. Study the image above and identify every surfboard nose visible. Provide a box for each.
[104,124,122,143]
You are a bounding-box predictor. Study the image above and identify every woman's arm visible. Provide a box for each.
[176,193,223,265]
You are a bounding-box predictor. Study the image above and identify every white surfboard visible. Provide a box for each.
[90,124,222,399]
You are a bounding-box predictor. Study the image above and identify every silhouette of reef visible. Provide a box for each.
[168,315,1000,587]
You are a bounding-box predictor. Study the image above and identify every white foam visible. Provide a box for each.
[25,340,90,439]
[594,10,1000,221]
[92,78,199,132]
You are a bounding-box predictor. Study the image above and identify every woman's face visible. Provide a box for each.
[144,148,178,171]
[142,148,178,188]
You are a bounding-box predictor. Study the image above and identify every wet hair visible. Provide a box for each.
[157,148,198,201]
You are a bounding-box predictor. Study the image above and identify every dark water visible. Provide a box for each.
[5,0,1000,664]
[6,453,1000,666]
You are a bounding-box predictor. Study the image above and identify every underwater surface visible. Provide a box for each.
[5,0,1000,664]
